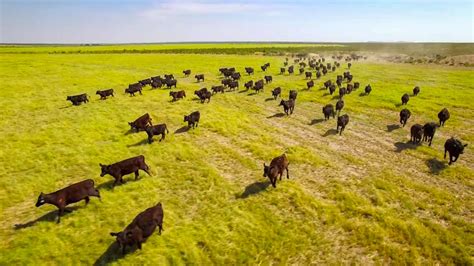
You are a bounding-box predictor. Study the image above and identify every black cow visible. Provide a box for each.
[228,81,239,91]
[100,155,151,187]
[337,114,349,135]
[221,79,232,87]
[169,90,186,101]
[129,113,152,132]
[444,137,468,165]
[438,108,450,126]
[184,111,200,129]
[324,80,332,89]
[316,71,321,79]
[198,91,212,103]
[365,84,372,95]
[36,179,100,223]
[96,89,114,100]
[280,68,286,74]
[422,122,438,146]
[288,66,294,75]
[139,79,152,86]
[272,87,281,99]
[110,202,164,255]
[327,84,335,95]
[261,65,268,72]
[244,80,254,90]
[245,67,254,75]
[183,70,191,77]
[299,68,305,75]
[336,99,344,114]
[253,80,264,92]
[264,75,272,84]
[339,87,347,98]
[263,154,290,188]
[401,93,410,105]
[413,86,420,96]
[151,80,162,89]
[289,90,298,101]
[307,80,314,90]
[410,124,423,143]
[231,72,241,80]
[195,74,205,82]
[279,99,295,115]
[323,104,335,120]
[354,82,360,90]
[211,85,225,94]
[399,108,411,127]
[346,84,353,94]
[145,124,169,143]
[126,84,142,96]
[164,74,174,80]
[67,93,89,105]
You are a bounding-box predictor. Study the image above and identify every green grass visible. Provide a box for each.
[0,48,473,265]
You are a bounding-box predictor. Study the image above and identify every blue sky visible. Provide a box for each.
[1,0,473,43]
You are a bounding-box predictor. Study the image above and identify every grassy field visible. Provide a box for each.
[0,46,473,264]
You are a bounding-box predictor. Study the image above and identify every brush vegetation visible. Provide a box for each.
[0,44,473,265]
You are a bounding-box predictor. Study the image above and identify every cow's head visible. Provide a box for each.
[460,144,468,154]
[110,231,129,248]
[128,122,135,130]
[36,193,46,207]
[263,163,270,177]
[183,115,189,122]
[99,164,109,177]
[279,100,285,106]
[66,96,72,101]
[124,88,129,93]
[96,91,101,95]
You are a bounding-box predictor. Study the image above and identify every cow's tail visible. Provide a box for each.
[165,125,169,134]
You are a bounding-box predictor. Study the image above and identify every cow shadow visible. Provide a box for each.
[124,129,136,136]
[265,97,275,102]
[309,118,325,125]
[322,93,330,96]
[394,141,420,153]
[322,129,338,137]
[14,206,81,229]
[59,105,74,109]
[319,87,327,91]
[359,93,367,97]
[267,113,286,119]
[127,138,149,147]
[247,92,258,96]
[236,181,271,199]
[426,158,447,175]
[386,124,401,132]
[331,95,341,100]
[395,103,403,107]
[93,242,137,266]
[238,89,249,93]
[174,126,190,134]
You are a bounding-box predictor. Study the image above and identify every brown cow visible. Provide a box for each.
[263,154,290,188]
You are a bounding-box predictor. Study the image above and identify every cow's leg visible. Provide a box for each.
[429,138,433,146]
[444,149,447,159]
[135,170,139,180]
[160,133,165,142]
[57,206,65,223]
[84,197,90,205]
[120,175,125,184]
[453,155,458,162]
[286,167,290,179]
[142,164,151,176]
[122,245,126,255]
[139,90,142,95]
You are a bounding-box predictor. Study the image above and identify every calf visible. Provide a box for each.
[322,104,335,120]
[410,124,423,143]
[263,154,290,188]
[337,114,350,135]
[183,69,191,76]
[354,82,360,90]
[272,87,281,99]
[261,65,268,72]
[346,84,353,94]
[67,93,89,105]
[184,111,200,129]
[288,66,294,74]
[401,93,409,105]
[422,122,438,146]
[164,74,174,80]
[324,80,332,89]
[244,80,254,90]
[289,90,298,101]
[279,99,295,115]
[307,80,314,90]
[231,72,241,80]
[280,68,286,75]
[339,87,347,98]
[100,155,151,187]
[195,74,205,82]
[245,67,254,75]
[96,89,114,100]
[305,72,312,79]
[336,99,344,114]
[444,137,468,165]
[399,108,411,127]
[329,85,336,95]
[413,86,420,96]
[129,113,152,132]
[110,202,164,255]
[169,90,186,101]
[151,80,162,89]
[145,124,169,143]
[198,90,212,103]
[438,108,450,126]
[36,179,100,223]
[365,84,372,95]
[264,75,272,84]
[211,85,225,94]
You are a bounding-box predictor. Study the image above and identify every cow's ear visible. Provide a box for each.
[110,232,118,236]
[99,163,103,167]
[464,144,468,147]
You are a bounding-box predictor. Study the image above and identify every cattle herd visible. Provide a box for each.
[36,54,467,255]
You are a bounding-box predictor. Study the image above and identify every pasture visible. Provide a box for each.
[0,45,473,265]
